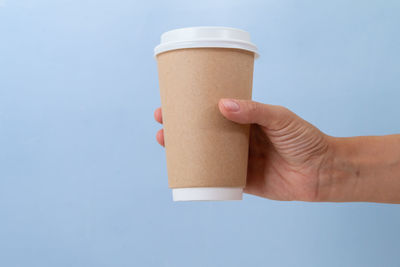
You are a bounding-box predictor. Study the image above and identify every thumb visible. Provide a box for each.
[218,99,293,130]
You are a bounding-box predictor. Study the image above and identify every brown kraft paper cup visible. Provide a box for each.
[157,48,254,188]
[154,27,258,201]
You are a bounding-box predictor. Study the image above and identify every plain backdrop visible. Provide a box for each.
[1,0,400,266]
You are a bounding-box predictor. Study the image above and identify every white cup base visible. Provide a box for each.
[172,187,243,201]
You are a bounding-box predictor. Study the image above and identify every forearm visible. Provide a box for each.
[318,135,400,203]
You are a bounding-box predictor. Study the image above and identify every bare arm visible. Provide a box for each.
[319,135,400,203]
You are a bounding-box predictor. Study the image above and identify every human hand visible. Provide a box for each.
[155,99,331,201]
[155,99,400,203]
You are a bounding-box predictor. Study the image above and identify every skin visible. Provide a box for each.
[154,99,400,203]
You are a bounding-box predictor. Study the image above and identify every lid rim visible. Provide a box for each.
[155,26,259,58]
[154,40,259,57]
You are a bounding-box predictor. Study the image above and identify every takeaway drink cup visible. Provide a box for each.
[154,27,258,201]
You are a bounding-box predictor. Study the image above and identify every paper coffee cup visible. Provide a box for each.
[155,27,258,201]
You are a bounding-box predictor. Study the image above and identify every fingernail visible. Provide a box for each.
[222,99,240,112]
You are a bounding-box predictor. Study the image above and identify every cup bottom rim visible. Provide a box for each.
[172,187,243,201]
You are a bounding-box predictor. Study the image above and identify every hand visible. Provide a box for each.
[155,99,331,202]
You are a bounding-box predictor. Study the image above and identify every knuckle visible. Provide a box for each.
[248,101,259,114]
[246,101,265,124]
[276,105,293,120]
[276,106,296,128]
[276,105,289,114]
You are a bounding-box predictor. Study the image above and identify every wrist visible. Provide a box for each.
[316,136,360,202]
[317,135,400,203]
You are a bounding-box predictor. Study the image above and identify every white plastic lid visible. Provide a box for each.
[154,26,259,58]
[172,187,243,201]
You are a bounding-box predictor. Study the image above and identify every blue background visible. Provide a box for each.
[1,0,400,266]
